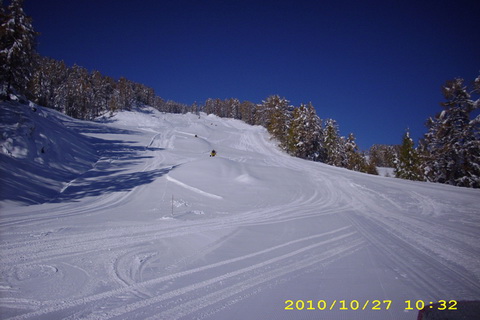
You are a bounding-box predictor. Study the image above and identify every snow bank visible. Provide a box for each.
[168,156,308,211]
[0,101,98,205]
[377,166,395,177]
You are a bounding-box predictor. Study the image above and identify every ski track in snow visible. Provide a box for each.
[166,176,223,200]
[1,107,479,320]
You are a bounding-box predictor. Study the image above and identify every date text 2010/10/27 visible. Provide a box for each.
[284,300,458,311]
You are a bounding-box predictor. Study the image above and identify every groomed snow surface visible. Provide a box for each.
[1,102,479,320]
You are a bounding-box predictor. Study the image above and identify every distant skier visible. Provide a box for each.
[210,150,216,157]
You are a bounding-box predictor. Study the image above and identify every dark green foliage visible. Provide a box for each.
[419,76,480,188]
[369,144,398,168]
[323,119,344,167]
[286,103,324,161]
[0,0,37,96]
[263,95,290,143]
[394,130,424,181]
[27,56,178,119]
[345,133,370,172]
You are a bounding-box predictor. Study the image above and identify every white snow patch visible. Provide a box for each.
[167,175,223,200]
[377,166,395,177]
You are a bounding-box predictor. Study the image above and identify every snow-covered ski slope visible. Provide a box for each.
[1,103,479,320]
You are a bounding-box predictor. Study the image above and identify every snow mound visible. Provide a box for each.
[0,101,99,205]
[168,156,308,210]
[377,166,395,177]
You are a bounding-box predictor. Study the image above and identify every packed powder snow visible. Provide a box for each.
[1,102,479,319]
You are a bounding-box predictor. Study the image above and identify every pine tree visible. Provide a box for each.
[369,144,398,167]
[395,130,424,181]
[118,77,136,110]
[344,133,367,171]
[64,64,91,119]
[263,95,291,146]
[364,158,379,175]
[226,98,240,119]
[286,105,316,158]
[89,70,114,118]
[133,82,155,107]
[0,0,37,96]
[420,76,480,188]
[303,103,324,161]
[28,56,68,109]
[286,106,302,156]
[239,100,256,125]
[323,119,344,167]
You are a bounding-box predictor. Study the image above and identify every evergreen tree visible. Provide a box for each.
[369,144,398,167]
[262,95,290,145]
[89,70,114,118]
[419,76,480,188]
[303,103,324,161]
[133,82,155,106]
[108,86,121,115]
[395,130,424,181]
[323,119,344,167]
[288,103,324,161]
[28,56,69,111]
[64,64,90,119]
[364,158,379,175]
[286,106,302,156]
[28,54,50,106]
[256,95,287,128]
[0,0,37,96]
[226,98,240,119]
[344,133,367,172]
[239,100,256,125]
[118,77,135,110]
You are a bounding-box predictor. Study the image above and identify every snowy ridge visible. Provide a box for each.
[0,104,479,319]
[0,101,99,204]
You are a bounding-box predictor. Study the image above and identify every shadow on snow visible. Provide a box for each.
[0,105,168,205]
[50,166,174,203]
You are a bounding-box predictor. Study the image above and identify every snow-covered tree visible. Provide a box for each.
[0,0,37,96]
[344,133,368,172]
[204,98,228,117]
[323,119,344,167]
[394,129,423,181]
[239,100,256,125]
[369,144,398,167]
[363,157,379,175]
[118,77,136,110]
[133,82,155,107]
[262,95,291,142]
[287,103,324,161]
[419,76,480,188]
[226,98,241,119]
[303,103,325,161]
[255,95,287,129]
[89,70,115,118]
[28,56,68,110]
[64,64,91,119]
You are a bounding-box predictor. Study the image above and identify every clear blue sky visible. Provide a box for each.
[25,0,479,150]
